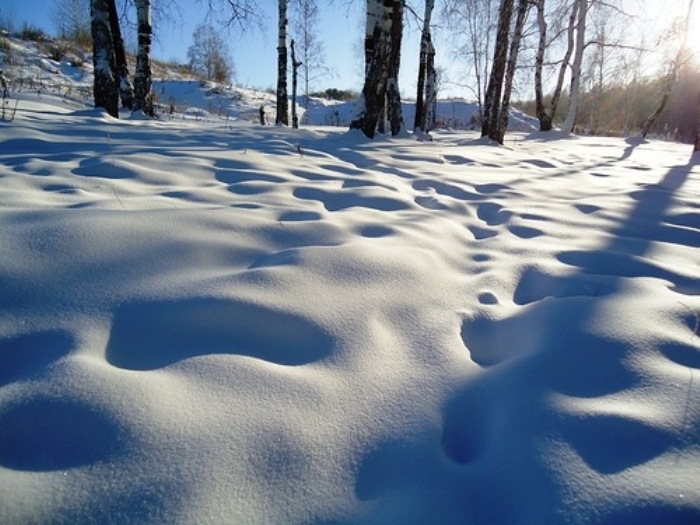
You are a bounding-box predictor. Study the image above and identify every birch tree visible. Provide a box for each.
[481,0,514,141]
[533,0,549,130]
[276,0,289,126]
[362,0,382,76]
[495,0,530,143]
[350,0,405,139]
[351,0,386,138]
[481,0,530,144]
[133,0,154,116]
[107,0,133,110]
[291,39,302,128]
[386,0,405,136]
[91,0,118,118]
[414,0,435,133]
[533,0,578,131]
[562,0,587,133]
[424,36,437,131]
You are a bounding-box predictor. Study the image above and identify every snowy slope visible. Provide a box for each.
[1,35,699,525]
[0,33,538,130]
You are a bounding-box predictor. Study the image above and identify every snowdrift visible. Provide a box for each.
[1,34,699,525]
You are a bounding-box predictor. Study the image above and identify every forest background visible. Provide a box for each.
[1,0,698,141]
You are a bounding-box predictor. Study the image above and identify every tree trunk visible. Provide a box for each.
[386,0,404,136]
[350,0,390,138]
[363,0,381,76]
[534,0,550,131]
[425,41,437,131]
[276,0,289,126]
[563,0,587,134]
[481,0,514,140]
[414,0,435,132]
[495,0,529,144]
[291,39,302,129]
[106,0,133,109]
[386,77,401,135]
[133,0,154,116]
[545,0,579,131]
[641,90,671,139]
[90,0,118,118]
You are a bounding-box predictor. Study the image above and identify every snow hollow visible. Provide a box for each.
[1,37,700,525]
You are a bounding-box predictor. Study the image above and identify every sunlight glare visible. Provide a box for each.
[683,5,700,66]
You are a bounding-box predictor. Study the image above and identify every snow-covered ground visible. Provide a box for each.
[1,35,700,524]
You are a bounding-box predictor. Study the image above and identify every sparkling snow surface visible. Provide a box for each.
[0,92,699,524]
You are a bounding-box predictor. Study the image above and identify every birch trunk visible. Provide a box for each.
[481,0,514,140]
[533,0,549,131]
[133,0,153,116]
[546,0,579,131]
[276,0,289,126]
[425,40,436,131]
[534,0,574,131]
[363,0,381,76]
[386,0,404,136]
[90,0,118,118]
[291,39,302,129]
[350,0,390,138]
[495,0,529,144]
[414,0,435,132]
[563,0,587,134]
[107,0,133,110]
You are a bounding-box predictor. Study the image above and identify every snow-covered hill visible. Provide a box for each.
[0,32,538,131]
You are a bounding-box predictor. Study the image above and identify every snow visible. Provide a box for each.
[1,36,700,524]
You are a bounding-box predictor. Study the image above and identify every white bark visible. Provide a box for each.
[534,0,548,129]
[424,40,437,132]
[107,0,133,109]
[563,0,587,134]
[276,0,289,126]
[481,0,513,140]
[291,39,302,129]
[90,0,118,117]
[350,0,392,138]
[386,0,404,136]
[547,0,579,129]
[496,0,529,142]
[364,0,382,75]
[133,0,153,116]
[414,0,435,132]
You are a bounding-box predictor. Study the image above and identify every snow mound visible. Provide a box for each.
[0,32,699,525]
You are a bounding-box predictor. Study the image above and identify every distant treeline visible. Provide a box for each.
[518,64,700,142]
[309,88,359,102]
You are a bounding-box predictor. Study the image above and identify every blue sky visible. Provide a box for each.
[0,0,434,96]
